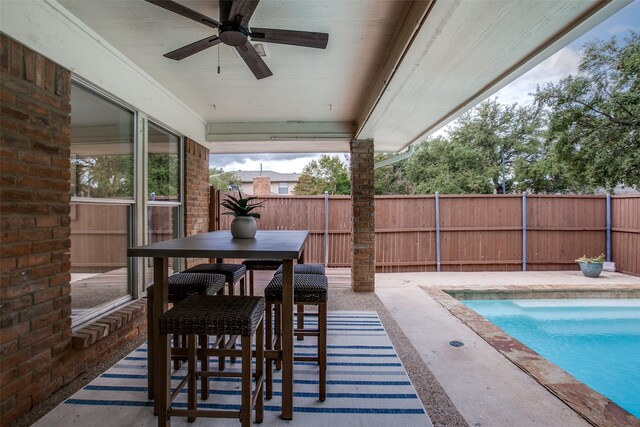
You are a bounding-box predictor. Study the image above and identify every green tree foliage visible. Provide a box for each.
[374,154,415,195]
[294,155,350,195]
[405,137,494,194]
[535,33,640,191]
[148,154,179,197]
[209,167,242,190]
[71,155,134,198]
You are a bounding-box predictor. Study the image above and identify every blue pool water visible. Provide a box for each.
[462,299,640,418]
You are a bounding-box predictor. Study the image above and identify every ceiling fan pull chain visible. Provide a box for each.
[217,44,221,75]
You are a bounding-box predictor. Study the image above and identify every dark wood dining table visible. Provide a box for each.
[128,230,309,421]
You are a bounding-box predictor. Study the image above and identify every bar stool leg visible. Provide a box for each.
[147,297,155,401]
[199,334,209,400]
[241,335,252,427]
[274,304,282,370]
[249,270,255,296]
[187,334,197,422]
[319,303,327,402]
[297,304,304,341]
[255,319,264,423]
[265,302,273,400]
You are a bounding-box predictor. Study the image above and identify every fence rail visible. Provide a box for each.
[212,190,639,276]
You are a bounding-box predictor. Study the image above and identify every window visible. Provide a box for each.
[278,182,288,194]
[69,83,135,325]
[146,123,183,285]
[69,84,184,326]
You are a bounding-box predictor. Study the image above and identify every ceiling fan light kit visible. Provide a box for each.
[145,0,329,79]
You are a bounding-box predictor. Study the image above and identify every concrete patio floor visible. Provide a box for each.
[13,269,640,427]
[376,270,640,427]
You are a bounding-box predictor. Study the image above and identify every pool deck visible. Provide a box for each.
[376,270,640,427]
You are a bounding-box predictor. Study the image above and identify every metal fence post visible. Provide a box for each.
[606,193,611,262]
[324,191,329,267]
[435,192,441,272]
[522,192,527,271]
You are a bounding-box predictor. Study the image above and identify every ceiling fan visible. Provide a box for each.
[145,0,329,79]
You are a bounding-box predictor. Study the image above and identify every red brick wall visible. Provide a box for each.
[184,138,210,268]
[350,139,375,291]
[0,35,73,423]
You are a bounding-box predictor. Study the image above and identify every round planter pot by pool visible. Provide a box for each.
[578,262,603,278]
[230,216,257,239]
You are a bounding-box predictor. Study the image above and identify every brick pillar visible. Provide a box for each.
[253,176,270,196]
[0,35,73,423]
[183,138,210,268]
[349,139,375,292]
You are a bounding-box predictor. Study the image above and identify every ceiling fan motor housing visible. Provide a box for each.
[219,22,249,46]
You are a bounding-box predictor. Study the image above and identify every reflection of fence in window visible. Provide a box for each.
[146,205,180,285]
[70,203,129,273]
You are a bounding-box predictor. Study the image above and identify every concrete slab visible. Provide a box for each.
[374,272,623,427]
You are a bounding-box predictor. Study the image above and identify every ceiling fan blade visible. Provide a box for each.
[145,0,220,29]
[164,35,221,60]
[250,28,328,49]
[229,0,260,27]
[234,41,272,80]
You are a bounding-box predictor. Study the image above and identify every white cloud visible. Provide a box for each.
[217,156,320,174]
[491,47,581,106]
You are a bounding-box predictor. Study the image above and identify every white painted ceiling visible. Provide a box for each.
[56,0,627,154]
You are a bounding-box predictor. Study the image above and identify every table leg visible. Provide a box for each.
[153,257,169,418]
[280,258,294,420]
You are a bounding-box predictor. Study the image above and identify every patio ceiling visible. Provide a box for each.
[3,0,629,154]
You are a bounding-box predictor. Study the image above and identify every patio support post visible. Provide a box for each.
[435,192,441,272]
[606,192,611,262]
[350,139,375,292]
[522,192,527,271]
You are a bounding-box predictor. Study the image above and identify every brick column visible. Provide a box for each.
[183,138,210,268]
[0,35,73,423]
[349,139,375,292]
[252,176,270,195]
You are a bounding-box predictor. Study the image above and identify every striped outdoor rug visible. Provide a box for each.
[36,311,431,426]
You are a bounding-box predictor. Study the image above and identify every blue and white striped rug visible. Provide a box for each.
[36,311,431,426]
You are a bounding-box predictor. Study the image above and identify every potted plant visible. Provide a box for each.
[221,190,264,239]
[575,254,605,278]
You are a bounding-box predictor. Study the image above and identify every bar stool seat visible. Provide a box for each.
[146,272,226,401]
[158,295,265,426]
[264,273,328,401]
[274,263,325,276]
[184,263,247,290]
[242,259,282,296]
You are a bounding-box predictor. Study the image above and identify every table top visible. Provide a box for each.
[127,230,309,259]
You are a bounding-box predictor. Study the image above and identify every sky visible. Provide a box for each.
[210,1,640,174]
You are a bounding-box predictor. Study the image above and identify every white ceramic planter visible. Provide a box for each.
[230,216,257,239]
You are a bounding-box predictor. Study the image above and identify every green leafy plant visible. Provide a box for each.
[575,254,605,264]
[221,190,264,218]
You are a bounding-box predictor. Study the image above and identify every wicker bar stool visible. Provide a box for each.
[275,264,326,336]
[264,273,328,401]
[184,263,249,366]
[158,295,265,427]
[274,263,325,276]
[184,263,248,295]
[146,272,226,401]
[241,259,282,295]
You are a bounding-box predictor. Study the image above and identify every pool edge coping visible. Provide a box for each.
[423,286,640,427]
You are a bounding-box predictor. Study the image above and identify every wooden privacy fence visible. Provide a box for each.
[212,190,639,275]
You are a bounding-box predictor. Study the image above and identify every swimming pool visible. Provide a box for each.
[462,298,640,418]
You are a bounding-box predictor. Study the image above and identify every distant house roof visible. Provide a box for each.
[232,170,301,183]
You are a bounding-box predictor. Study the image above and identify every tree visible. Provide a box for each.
[209,167,241,190]
[374,153,415,195]
[293,155,350,195]
[535,33,640,191]
[446,99,548,193]
[149,154,179,198]
[71,155,134,198]
[405,136,495,194]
